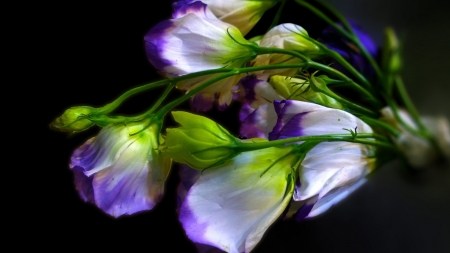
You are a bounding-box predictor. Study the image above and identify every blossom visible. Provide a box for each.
[144,1,256,111]
[253,23,323,77]
[172,0,277,35]
[160,111,239,170]
[70,121,172,217]
[179,141,299,253]
[240,100,376,219]
[380,106,450,168]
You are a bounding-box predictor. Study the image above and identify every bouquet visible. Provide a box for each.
[50,1,450,252]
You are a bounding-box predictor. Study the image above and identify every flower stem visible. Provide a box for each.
[237,133,394,151]
[267,0,288,32]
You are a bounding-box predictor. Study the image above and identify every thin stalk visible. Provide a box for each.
[143,82,176,117]
[359,116,400,137]
[237,133,394,151]
[267,0,288,32]
[394,76,428,134]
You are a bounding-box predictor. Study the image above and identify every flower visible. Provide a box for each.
[240,100,376,219]
[69,121,172,217]
[172,0,277,35]
[253,23,323,77]
[380,106,450,168]
[144,1,256,111]
[160,111,240,170]
[179,142,299,253]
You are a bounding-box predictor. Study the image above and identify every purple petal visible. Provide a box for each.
[144,20,176,73]
[72,166,95,204]
[190,93,215,112]
[177,164,201,211]
[293,198,317,222]
[239,102,277,139]
[318,21,378,79]
[172,1,208,18]
[269,100,308,141]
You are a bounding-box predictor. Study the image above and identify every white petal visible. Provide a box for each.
[179,147,296,253]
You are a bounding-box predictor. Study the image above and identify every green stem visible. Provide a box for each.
[318,88,379,118]
[97,63,303,115]
[267,0,287,32]
[237,133,394,151]
[359,116,400,137]
[394,76,428,134]
[98,79,169,114]
[325,49,371,89]
[144,82,176,117]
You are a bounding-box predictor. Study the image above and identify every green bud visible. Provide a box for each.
[160,111,240,170]
[381,27,402,74]
[50,106,98,133]
[269,75,343,109]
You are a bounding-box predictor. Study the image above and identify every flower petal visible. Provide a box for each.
[179,146,297,253]
[269,100,372,140]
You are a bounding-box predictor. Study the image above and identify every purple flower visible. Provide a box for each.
[318,22,379,80]
[144,1,256,111]
[70,122,172,217]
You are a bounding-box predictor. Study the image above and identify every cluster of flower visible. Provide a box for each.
[50,1,450,252]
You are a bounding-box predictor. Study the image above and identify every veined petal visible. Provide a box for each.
[70,123,172,217]
[70,125,142,176]
[92,146,170,217]
[179,145,298,253]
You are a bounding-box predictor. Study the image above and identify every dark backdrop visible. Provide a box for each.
[39,1,450,252]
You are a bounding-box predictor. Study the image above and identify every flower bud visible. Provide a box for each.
[381,27,402,74]
[50,106,97,133]
[161,111,239,170]
[269,75,344,109]
[253,23,323,76]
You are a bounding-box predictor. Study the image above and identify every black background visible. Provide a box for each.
[36,0,450,252]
